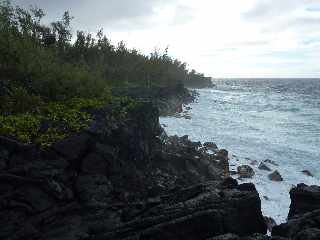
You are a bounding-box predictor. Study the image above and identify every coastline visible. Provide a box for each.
[0,85,319,239]
[161,87,320,225]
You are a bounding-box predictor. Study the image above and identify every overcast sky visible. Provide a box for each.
[12,0,320,78]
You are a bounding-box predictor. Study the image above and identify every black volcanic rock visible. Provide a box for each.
[209,233,288,240]
[272,183,320,240]
[288,183,320,219]
[51,132,91,160]
[0,101,269,240]
[237,165,255,178]
[272,209,320,240]
[112,84,197,116]
[268,170,283,182]
[301,170,314,177]
[97,182,267,240]
[258,162,272,171]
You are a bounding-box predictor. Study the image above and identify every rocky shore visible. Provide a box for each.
[112,84,198,116]
[0,87,319,239]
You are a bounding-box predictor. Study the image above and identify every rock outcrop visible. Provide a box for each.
[287,184,320,219]
[112,84,197,116]
[272,184,320,240]
[0,102,267,240]
[98,181,267,240]
[272,210,320,240]
[209,233,288,240]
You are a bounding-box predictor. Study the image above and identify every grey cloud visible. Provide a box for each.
[243,0,320,21]
[243,0,301,20]
[242,0,320,36]
[11,0,176,31]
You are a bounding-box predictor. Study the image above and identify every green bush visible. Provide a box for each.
[0,95,140,147]
[0,114,41,143]
[36,128,67,148]
[0,86,44,114]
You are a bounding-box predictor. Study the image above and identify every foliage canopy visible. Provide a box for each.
[0,1,211,147]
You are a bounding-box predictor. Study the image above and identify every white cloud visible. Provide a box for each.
[11,0,320,77]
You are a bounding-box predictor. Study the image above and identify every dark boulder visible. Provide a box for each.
[204,142,218,152]
[273,209,320,240]
[264,159,279,166]
[268,171,283,182]
[237,165,255,178]
[288,184,320,219]
[258,162,272,171]
[301,170,313,177]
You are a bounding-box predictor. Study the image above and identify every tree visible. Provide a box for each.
[51,11,73,50]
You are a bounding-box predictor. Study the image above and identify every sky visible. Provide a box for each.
[11,0,320,78]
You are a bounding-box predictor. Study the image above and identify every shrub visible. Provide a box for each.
[0,114,41,143]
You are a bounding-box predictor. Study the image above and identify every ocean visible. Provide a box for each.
[160,78,320,224]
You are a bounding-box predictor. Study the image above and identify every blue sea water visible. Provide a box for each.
[160,78,320,223]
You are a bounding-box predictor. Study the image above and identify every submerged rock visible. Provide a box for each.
[268,171,283,182]
[258,162,272,171]
[301,170,313,177]
[204,142,218,152]
[250,160,259,166]
[237,165,255,178]
[264,159,279,166]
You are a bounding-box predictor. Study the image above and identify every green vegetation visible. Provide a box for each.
[0,96,139,148]
[0,0,211,147]
[0,114,41,144]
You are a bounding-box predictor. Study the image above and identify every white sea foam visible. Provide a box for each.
[160,85,320,224]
